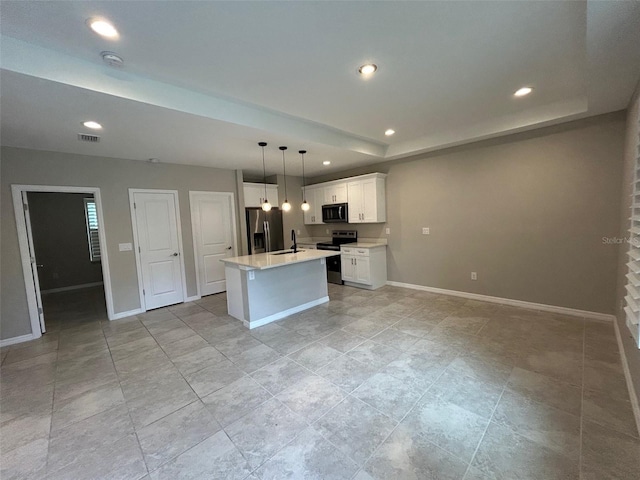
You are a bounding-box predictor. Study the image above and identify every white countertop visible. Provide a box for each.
[341,242,387,249]
[221,249,339,270]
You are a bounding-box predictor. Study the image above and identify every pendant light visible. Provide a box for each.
[259,142,271,212]
[300,150,310,211]
[279,146,291,212]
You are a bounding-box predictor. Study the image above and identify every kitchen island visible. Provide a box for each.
[220,249,338,329]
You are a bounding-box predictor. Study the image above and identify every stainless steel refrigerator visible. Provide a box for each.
[246,208,284,254]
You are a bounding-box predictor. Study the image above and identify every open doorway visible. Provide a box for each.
[11,185,115,342]
[27,192,106,332]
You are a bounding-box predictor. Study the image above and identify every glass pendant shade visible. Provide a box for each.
[261,200,272,211]
[282,201,291,211]
[301,200,310,211]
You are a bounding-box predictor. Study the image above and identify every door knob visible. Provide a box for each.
[171,252,179,257]
[227,246,232,250]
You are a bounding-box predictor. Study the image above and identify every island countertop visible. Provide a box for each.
[220,249,339,270]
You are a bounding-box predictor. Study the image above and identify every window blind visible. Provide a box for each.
[84,198,101,262]
[625,117,640,348]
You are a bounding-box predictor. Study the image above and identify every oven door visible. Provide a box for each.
[322,203,348,223]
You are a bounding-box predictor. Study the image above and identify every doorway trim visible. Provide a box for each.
[11,184,115,342]
[189,191,238,298]
[128,188,189,312]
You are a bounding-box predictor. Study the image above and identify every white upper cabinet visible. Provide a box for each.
[347,174,386,223]
[244,183,278,208]
[300,173,386,224]
[302,186,324,224]
[324,182,347,204]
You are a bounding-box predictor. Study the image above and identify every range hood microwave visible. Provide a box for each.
[322,203,348,223]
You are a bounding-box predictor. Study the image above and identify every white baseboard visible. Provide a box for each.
[0,333,36,347]
[386,281,615,322]
[244,296,330,329]
[185,295,201,303]
[41,282,104,294]
[109,308,144,321]
[614,317,640,437]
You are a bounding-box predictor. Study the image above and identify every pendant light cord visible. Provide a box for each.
[300,150,306,199]
[261,143,268,201]
[280,147,288,201]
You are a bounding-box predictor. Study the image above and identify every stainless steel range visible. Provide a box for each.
[316,231,357,284]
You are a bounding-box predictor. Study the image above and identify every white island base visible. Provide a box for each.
[222,250,335,329]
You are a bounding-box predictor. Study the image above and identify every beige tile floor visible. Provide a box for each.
[1,285,638,479]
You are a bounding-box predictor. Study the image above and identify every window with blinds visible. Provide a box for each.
[625,117,640,348]
[84,198,101,262]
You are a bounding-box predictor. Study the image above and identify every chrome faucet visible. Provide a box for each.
[291,229,297,253]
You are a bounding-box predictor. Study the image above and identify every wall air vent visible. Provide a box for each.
[78,133,100,143]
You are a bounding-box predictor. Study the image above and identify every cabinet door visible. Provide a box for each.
[303,187,315,224]
[361,178,378,223]
[325,183,348,204]
[324,186,335,205]
[303,187,323,224]
[347,181,363,223]
[354,256,371,284]
[334,183,347,203]
[266,184,279,206]
[341,255,356,281]
[243,184,263,208]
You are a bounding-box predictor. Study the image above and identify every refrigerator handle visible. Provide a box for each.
[264,221,270,253]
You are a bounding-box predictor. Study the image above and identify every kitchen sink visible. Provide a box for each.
[270,250,305,255]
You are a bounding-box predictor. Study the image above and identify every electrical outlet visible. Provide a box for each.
[119,243,133,252]
[385,228,390,235]
[248,271,255,280]
[297,229,301,235]
[422,227,430,235]
[471,272,477,280]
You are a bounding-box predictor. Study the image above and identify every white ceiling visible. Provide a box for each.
[1,1,639,177]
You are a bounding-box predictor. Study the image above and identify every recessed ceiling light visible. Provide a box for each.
[82,121,102,129]
[87,18,119,38]
[358,64,377,76]
[514,87,533,97]
[323,161,331,165]
[385,129,395,136]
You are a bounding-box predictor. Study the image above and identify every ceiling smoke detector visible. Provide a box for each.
[101,51,124,67]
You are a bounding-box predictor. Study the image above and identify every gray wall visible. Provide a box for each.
[274,174,310,242]
[616,80,640,412]
[1,147,240,339]
[28,192,103,291]
[308,112,625,315]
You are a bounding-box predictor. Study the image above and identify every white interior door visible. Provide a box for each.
[190,192,236,296]
[22,192,46,333]
[133,192,184,310]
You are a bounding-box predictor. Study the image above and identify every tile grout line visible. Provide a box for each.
[102,315,152,478]
[461,379,509,479]
[347,364,453,479]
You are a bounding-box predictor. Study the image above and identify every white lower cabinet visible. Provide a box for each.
[340,245,386,290]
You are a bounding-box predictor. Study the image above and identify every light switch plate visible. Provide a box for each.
[249,271,255,280]
[422,227,430,235]
[385,228,390,235]
[119,243,133,251]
